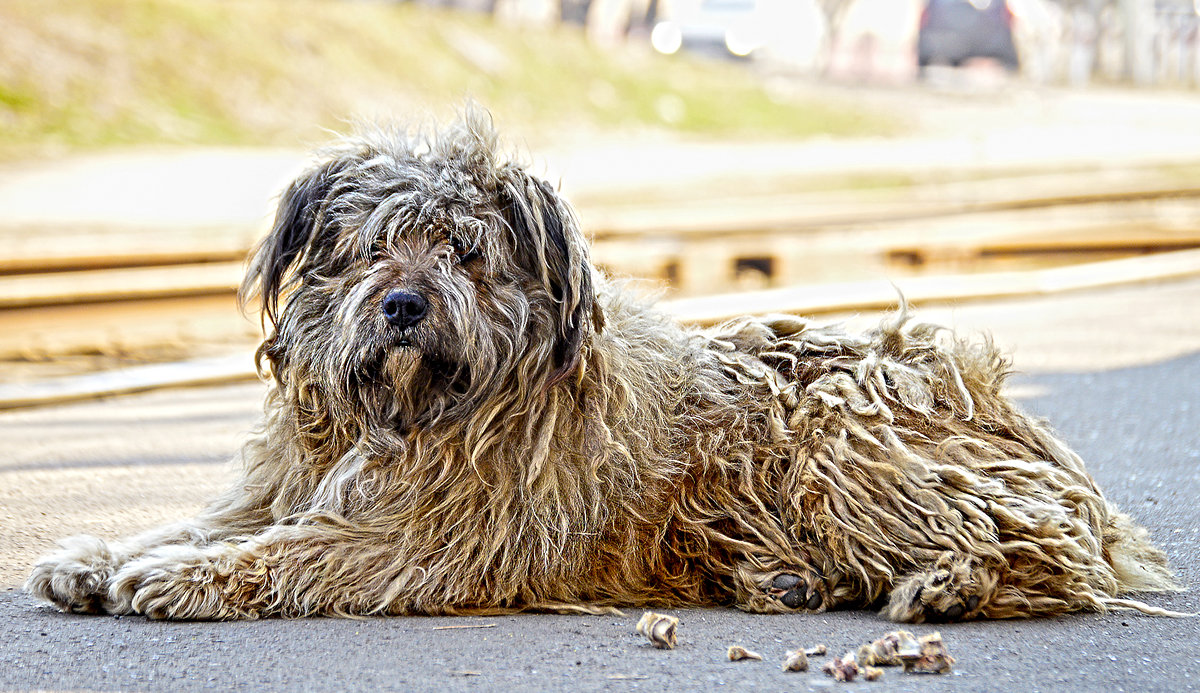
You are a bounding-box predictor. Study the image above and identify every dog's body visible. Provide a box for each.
[27,115,1181,621]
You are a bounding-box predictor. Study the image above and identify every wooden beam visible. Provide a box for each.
[0,262,244,309]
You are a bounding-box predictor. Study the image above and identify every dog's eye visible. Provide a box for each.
[449,237,481,265]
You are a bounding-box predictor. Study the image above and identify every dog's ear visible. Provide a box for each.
[502,174,605,387]
[240,158,345,327]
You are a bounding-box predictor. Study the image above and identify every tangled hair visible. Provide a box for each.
[241,115,601,430]
[26,112,1185,622]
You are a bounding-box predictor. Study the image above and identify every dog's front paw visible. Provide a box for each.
[25,536,128,614]
[109,546,240,621]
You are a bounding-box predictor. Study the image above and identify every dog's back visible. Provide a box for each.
[690,308,1181,620]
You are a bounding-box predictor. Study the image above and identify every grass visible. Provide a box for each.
[0,0,890,157]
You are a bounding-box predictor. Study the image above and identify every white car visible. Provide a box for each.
[651,0,828,71]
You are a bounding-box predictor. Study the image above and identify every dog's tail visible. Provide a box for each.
[1105,511,1181,592]
[1101,510,1194,617]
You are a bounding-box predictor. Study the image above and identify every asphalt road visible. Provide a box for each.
[2,279,1199,692]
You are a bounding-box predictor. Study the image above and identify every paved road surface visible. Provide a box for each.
[2,279,1198,691]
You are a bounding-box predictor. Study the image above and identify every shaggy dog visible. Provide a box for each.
[27,114,1183,622]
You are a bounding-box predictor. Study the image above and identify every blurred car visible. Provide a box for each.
[827,0,924,83]
[650,0,827,70]
[917,0,1020,72]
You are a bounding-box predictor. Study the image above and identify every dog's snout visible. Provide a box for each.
[382,289,428,329]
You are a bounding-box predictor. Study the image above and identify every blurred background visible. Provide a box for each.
[2,0,1200,399]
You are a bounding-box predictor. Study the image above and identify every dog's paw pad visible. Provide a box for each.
[928,602,964,622]
[780,585,807,608]
[770,574,802,592]
[764,572,825,612]
[924,594,980,622]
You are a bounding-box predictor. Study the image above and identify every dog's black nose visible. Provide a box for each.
[382,290,427,329]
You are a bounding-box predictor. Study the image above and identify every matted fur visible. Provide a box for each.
[26,113,1183,622]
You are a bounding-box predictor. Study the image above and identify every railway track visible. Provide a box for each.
[3,183,1200,362]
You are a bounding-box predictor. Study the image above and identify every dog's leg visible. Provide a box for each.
[26,496,270,615]
[106,523,412,620]
[882,552,995,623]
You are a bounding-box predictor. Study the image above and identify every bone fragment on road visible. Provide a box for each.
[822,651,860,681]
[782,643,827,672]
[856,629,921,667]
[903,632,955,674]
[635,611,678,650]
[781,648,809,672]
[726,645,762,661]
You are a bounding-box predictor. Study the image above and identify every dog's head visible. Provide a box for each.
[241,113,604,430]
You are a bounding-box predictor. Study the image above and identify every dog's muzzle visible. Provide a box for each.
[382,289,428,330]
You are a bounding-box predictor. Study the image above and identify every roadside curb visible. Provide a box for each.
[2,248,1198,411]
[662,247,1200,325]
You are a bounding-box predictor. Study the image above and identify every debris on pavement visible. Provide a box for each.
[902,632,955,674]
[782,643,827,672]
[781,648,809,672]
[856,629,921,667]
[818,631,956,682]
[635,611,679,650]
[821,651,860,682]
[726,645,762,661]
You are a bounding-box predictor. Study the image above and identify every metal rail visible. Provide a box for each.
[2,184,1199,359]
